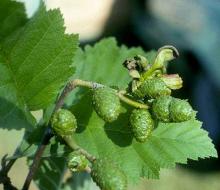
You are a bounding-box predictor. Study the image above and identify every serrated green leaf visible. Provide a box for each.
[1,3,78,111]
[0,3,78,129]
[73,37,147,87]
[0,0,27,42]
[65,38,149,105]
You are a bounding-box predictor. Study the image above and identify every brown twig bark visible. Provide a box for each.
[21,128,53,190]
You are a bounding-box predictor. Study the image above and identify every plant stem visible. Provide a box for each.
[22,128,53,190]
[63,136,96,163]
[55,79,148,111]
[117,91,148,109]
[54,79,104,112]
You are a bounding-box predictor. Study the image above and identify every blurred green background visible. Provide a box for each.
[1,0,220,189]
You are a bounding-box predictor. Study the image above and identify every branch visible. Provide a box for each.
[55,79,148,111]
[0,155,18,190]
[21,128,53,190]
[54,79,104,112]
[0,144,26,190]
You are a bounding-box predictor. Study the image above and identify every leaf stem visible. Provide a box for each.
[63,136,96,163]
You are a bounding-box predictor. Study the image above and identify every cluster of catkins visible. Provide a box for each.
[50,46,195,190]
[92,46,195,143]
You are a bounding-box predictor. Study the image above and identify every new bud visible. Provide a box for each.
[67,152,89,172]
[155,45,179,69]
[161,74,183,90]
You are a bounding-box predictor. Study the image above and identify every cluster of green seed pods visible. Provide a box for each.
[89,47,195,144]
[128,79,194,142]
[152,96,194,122]
[124,46,194,143]
[49,45,196,190]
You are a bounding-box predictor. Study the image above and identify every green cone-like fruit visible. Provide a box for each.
[92,87,121,122]
[51,109,77,137]
[152,96,194,122]
[152,96,172,122]
[67,152,89,172]
[130,109,154,142]
[134,78,171,99]
[169,98,193,122]
[91,158,127,190]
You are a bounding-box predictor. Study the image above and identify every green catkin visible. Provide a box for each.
[130,109,154,142]
[134,78,171,99]
[169,98,193,122]
[91,158,127,190]
[92,87,121,122]
[152,96,194,122]
[152,96,172,122]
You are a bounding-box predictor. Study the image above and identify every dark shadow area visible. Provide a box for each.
[104,104,133,147]
[183,157,220,173]
[63,172,94,189]
[33,156,67,189]
[69,89,93,133]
